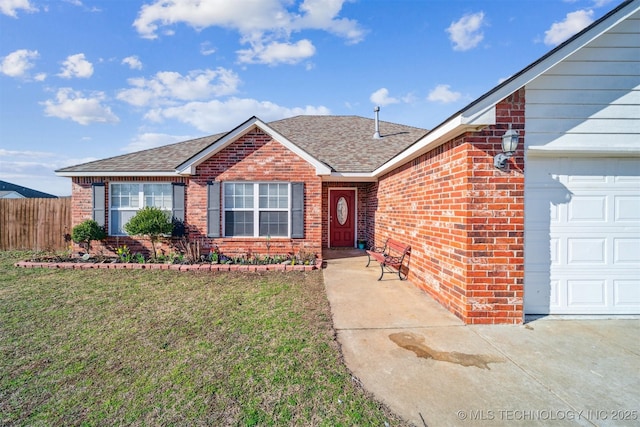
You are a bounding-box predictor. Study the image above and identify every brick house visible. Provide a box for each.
[57,0,639,324]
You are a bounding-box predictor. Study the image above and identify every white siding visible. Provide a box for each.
[525,10,640,152]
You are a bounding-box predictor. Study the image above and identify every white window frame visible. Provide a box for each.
[223,182,291,238]
[109,182,173,236]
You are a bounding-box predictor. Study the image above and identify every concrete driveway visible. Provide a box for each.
[322,249,640,426]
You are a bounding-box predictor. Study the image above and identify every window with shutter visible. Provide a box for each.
[221,182,304,238]
[108,183,172,235]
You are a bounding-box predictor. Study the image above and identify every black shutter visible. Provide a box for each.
[92,183,105,227]
[172,183,185,221]
[291,182,304,238]
[207,181,221,237]
[172,183,186,236]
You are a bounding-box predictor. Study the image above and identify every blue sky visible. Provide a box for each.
[0,0,620,196]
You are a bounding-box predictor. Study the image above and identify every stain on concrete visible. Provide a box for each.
[389,331,504,370]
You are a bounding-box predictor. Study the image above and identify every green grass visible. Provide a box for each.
[0,251,408,426]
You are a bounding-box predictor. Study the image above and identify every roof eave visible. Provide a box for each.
[373,114,491,178]
[55,171,181,177]
[322,172,377,182]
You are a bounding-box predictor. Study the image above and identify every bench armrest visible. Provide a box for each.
[384,255,403,265]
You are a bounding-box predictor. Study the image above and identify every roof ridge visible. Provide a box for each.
[268,114,428,130]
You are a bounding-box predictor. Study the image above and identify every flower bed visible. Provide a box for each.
[14,260,323,272]
[15,251,323,272]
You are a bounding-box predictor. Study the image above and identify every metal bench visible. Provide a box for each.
[366,238,411,280]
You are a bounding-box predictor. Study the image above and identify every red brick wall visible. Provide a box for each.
[370,89,525,324]
[69,127,323,260]
[187,127,323,258]
[70,176,187,257]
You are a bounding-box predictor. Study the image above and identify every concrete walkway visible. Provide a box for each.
[322,249,640,426]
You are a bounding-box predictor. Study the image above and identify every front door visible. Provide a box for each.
[330,189,355,247]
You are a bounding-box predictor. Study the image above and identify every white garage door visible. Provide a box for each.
[525,157,640,315]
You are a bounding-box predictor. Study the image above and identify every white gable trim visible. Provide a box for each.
[374,0,639,178]
[175,116,332,176]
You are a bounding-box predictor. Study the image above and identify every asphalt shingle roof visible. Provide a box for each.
[56,115,428,175]
[56,133,225,174]
[269,115,427,173]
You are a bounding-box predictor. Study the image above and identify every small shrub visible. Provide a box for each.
[124,207,173,260]
[71,219,106,254]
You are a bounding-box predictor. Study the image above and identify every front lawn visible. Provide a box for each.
[0,251,407,426]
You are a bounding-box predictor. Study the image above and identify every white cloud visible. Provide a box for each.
[369,88,416,106]
[0,150,95,196]
[446,11,486,51]
[132,0,364,65]
[292,0,365,43]
[58,53,94,79]
[0,49,39,78]
[200,42,216,56]
[123,133,193,153]
[0,0,37,17]
[427,84,461,104]
[369,88,399,106]
[122,55,143,70]
[117,67,241,107]
[41,88,119,125]
[544,9,594,46]
[145,97,330,133]
[0,148,56,158]
[237,39,316,65]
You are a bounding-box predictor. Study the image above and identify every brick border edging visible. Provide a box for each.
[14,260,324,272]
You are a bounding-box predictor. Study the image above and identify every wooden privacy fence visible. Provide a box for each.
[0,198,72,251]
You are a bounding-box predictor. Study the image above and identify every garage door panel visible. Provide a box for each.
[550,238,560,265]
[525,191,561,225]
[612,159,640,180]
[567,238,606,264]
[525,157,640,315]
[568,196,607,221]
[523,272,557,314]
[567,280,607,307]
[614,238,640,263]
[615,195,640,221]
[614,280,640,306]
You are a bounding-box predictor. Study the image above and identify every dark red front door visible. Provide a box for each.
[330,189,355,247]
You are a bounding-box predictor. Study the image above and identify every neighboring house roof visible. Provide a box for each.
[0,180,58,198]
[0,190,25,199]
[56,115,428,177]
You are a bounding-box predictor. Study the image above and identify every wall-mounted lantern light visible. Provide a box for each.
[494,124,519,170]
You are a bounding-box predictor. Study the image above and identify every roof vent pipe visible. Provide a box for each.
[373,106,381,139]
